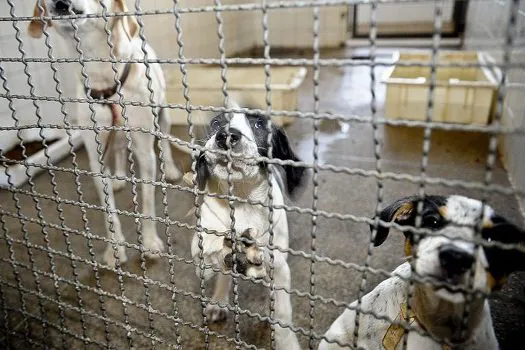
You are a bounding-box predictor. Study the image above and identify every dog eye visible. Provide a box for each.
[254,118,266,130]
[422,215,443,229]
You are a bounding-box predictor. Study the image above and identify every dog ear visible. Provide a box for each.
[271,126,306,197]
[195,152,210,191]
[29,0,52,39]
[371,196,418,247]
[482,215,525,289]
[111,0,139,55]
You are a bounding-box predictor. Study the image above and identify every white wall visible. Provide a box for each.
[141,0,347,56]
[254,3,348,48]
[356,1,455,26]
[464,0,525,215]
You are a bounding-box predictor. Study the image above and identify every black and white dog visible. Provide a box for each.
[320,195,525,350]
[190,101,306,349]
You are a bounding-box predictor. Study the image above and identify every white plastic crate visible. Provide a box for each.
[382,51,498,125]
[165,65,307,126]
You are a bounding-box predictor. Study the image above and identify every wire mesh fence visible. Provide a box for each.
[0,0,524,349]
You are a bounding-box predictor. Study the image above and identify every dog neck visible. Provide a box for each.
[214,174,270,202]
[55,22,136,88]
[411,284,485,344]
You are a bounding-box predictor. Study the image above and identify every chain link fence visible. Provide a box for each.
[0,0,524,349]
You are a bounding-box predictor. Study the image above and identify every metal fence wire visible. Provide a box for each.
[0,0,524,349]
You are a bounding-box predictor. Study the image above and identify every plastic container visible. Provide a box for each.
[382,51,498,124]
[165,65,307,126]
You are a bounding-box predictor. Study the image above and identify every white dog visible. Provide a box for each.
[190,102,306,350]
[320,195,525,350]
[29,0,183,266]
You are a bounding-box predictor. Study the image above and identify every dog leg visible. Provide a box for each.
[82,131,128,266]
[131,132,165,258]
[206,273,232,323]
[223,228,267,279]
[112,141,127,192]
[272,253,301,350]
[159,107,182,182]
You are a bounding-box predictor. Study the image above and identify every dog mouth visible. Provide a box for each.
[214,157,245,171]
[52,2,84,16]
[425,272,468,294]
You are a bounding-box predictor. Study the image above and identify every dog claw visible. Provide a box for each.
[143,235,165,259]
[205,304,228,323]
[103,244,128,267]
[112,178,127,192]
[223,228,267,279]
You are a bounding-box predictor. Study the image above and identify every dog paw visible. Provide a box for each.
[111,178,127,192]
[223,228,267,279]
[103,244,128,267]
[205,303,228,323]
[164,163,182,182]
[142,235,165,259]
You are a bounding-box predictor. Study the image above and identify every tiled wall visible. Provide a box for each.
[254,3,348,49]
[141,0,348,58]
[464,0,525,214]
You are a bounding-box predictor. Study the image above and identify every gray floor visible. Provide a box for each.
[1,48,525,349]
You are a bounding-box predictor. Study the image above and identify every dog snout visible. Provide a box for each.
[438,244,474,276]
[216,128,242,150]
[53,0,76,14]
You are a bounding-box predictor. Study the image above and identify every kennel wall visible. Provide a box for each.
[0,0,524,349]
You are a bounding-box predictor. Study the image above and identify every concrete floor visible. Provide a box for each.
[1,47,525,349]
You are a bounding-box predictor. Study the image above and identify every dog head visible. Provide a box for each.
[196,101,306,197]
[372,195,525,303]
[29,0,138,57]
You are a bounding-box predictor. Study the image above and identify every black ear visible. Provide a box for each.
[271,127,306,197]
[371,196,418,246]
[196,151,210,191]
[482,215,525,284]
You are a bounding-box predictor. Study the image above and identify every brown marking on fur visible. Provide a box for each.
[29,1,52,39]
[486,271,507,291]
[394,202,414,221]
[113,0,139,42]
[412,285,485,343]
[482,218,494,229]
[404,239,412,257]
[438,206,448,219]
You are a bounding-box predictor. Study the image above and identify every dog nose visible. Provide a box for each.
[438,245,474,276]
[55,0,72,13]
[216,128,242,150]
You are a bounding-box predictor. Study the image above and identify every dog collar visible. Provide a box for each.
[85,63,131,162]
[85,63,132,101]
[382,303,451,350]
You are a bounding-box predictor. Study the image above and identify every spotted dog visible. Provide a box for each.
[29,0,184,266]
[191,101,306,350]
[319,195,525,350]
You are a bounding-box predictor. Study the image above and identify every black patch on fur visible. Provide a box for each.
[371,195,448,246]
[269,126,306,197]
[206,111,306,197]
[195,152,210,191]
[482,215,525,281]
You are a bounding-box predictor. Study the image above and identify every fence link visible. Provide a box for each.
[0,0,524,349]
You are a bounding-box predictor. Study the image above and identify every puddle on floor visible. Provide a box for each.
[294,118,351,163]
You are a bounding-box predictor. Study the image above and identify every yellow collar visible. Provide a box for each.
[382,303,451,350]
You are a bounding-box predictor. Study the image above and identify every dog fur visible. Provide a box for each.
[29,0,183,265]
[191,101,306,350]
[319,195,525,350]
